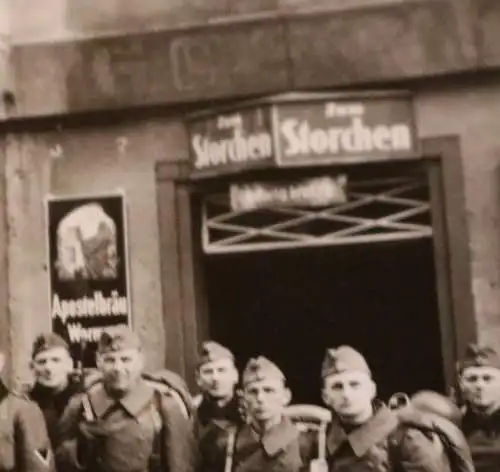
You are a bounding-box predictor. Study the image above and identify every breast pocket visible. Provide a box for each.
[271,445,304,472]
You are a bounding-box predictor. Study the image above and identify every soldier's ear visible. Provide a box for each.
[195,369,203,388]
[283,387,292,406]
[63,351,74,372]
[230,364,239,384]
[368,378,377,401]
[0,353,5,373]
[321,388,331,408]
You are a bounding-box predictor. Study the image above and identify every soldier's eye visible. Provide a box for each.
[465,375,479,382]
[349,381,360,388]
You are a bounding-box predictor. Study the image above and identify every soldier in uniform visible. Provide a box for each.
[0,350,55,472]
[209,356,310,472]
[27,333,80,449]
[55,327,195,472]
[195,341,243,472]
[318,345,451,472]
[458,343,500,471]
[195,341,241,431]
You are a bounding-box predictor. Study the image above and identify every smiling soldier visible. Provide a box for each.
[458,343,500,471]
[318,345,451,472]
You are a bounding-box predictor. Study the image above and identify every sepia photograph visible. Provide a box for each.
[0,1,497,471]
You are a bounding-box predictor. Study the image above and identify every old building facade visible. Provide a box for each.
[0,0,499,400]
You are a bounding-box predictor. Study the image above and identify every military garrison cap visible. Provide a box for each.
[198,341,234,367]
[321,345,371,379]
[97,326,141,354]
[458,343,500,373]
[32,332,69,359]
[242,356,285,386]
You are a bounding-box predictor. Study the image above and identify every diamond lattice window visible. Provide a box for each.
[201,174,432,254]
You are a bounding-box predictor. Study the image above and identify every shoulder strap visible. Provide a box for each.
[224,426,237,472]
[81,393,96,422]
[149,390,166,472]
[388,426,407,472]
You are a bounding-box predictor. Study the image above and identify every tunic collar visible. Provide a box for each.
[327,403,398,457]
[88,379,155,418]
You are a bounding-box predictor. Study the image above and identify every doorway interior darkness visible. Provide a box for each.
[203,238,445,406]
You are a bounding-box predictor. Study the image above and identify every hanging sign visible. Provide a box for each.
[45,192,132,368]
[230,175,348,211]
[274,95,418,165]
[186,93,418,176]
[187,106,275,176]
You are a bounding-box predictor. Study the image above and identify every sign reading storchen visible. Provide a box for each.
[188,106,274,175]
[46,192,132,368]
[274,95,417,165]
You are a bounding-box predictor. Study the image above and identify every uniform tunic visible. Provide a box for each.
[195,396,243,472]
[320,404,451,472]
[208,416,310,472]
[55,378,195,472]
[27,377,81,449]
[0,382,54,472]
[462,406,500,472]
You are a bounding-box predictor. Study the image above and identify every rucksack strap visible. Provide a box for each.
[149,390,165,472]
[224,426,237,472]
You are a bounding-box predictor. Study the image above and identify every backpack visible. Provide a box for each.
[389,392,475,472]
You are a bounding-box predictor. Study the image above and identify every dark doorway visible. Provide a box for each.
[203,238,445,405]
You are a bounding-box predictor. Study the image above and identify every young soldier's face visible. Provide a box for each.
[31,347,73,389]
[322,371,376,420]
[244,378,291,422]
[460,366,500,409]
[97,348,144,392]
[197,358,238,399]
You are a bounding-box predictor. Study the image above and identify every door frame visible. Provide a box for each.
[155,135,475,392]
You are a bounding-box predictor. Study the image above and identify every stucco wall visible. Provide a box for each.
[416,79,500,347]
[11,0,425,44]
[4,76,500,381]
[5,117,189,383]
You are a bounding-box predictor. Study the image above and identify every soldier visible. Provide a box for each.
[195,341,241,430]
[318,345,452,471]
[55,327,195,472]
[211,356,310,472]
[0,350,55,472]
[195,341,242,472]
[27,333,80,448]
[457,343,500,471]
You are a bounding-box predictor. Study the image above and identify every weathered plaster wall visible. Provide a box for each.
[416,80,500,347]
[5,117,189,383]
[11,0,428,44]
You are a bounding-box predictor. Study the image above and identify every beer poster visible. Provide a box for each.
[45,192,132,368]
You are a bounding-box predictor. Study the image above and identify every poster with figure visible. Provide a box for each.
[45,192,132,368]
